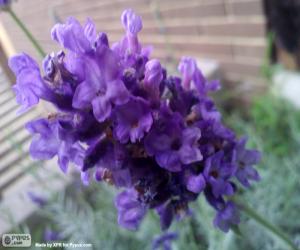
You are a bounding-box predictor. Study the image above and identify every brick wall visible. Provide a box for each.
[0,0,266,82]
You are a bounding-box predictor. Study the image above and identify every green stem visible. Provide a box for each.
[233,197,298,250]
[8,8,46,58]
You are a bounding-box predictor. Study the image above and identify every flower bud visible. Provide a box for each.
[178,57,197,90]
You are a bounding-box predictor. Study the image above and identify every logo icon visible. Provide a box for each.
[2,234,31,247]
[4,236,11,245]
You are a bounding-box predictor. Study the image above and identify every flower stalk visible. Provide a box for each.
[233,197,299,250]
[7,8,46,58]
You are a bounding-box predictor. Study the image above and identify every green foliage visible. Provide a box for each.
[220,91,300,250]
[260,32,276,80]
[250,94,300,156]
[39,184,149,250]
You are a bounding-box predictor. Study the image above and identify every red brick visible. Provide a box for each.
[164,25,201,35]
[233,43,266,60]
[202,20,265,37]
[160,3,226,19]
[226,0,263,16]
[152,41,232,57]
[220,60,262,76]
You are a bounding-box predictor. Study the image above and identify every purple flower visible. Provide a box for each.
[113,97,153,143]
[43,51,76,93]
[51,17,95,54]
[178,57,220,95]
[115,189,147,230]
[234,137,261,187]
[121,9,142,35]
[27,191,47,207]
[156,202,174,230]
[141,59,164,105]
[82,138,112,171]
[121,9,142,53]
[186,173,206,193]
[43,228,63,241]
[204,151,236,198]
[145,108,202,172]
[9,53,48,113]
[144,59,163,88]
[213,201,240,232]
[178,57,199,90]
[26,117,83,173]
[81,171,91,186]
[152,232,178,250]
[168,76,196,116]
[195,98,221,122]
[26,118,59,159]
[72,49,130,122]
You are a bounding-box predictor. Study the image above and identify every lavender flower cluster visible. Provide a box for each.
[9,9,260,233]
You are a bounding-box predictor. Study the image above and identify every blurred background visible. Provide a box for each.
[0,0,299,249]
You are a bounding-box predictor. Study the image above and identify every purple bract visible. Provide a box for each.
[9,9,261,234]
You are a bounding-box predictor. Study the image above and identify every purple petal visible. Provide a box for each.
[145,133,172,155]
[210,178,234,198]
[178,57,197,89]
[81,171,90,186]
[51,17,90,53]
[26,119,49,135]
[112,168,132,187]
[179,145,203,165]
[186,174,206,193]
[107,79,130,105]
[8,53,39,75]
[115,190,139,210]
[29,136,58,160]
[27,191,47,207]
[213,201,240,232]
[72,81,95,109]
[130,113,153,143]
[156,203,174,230]
[57,142,70,173]
[182,127,201,145]
[207,79,221,92]
[114,122,131,144]
[121,9,143,35]
[144,59,163,87]
[236,166,260,187]
[115,189,146,230]
[242,150,261,165]
[9,53,46,113]
[156,151,182,172]
[118,206,146,230]
[92,96,112,122]
[84,18,97,44]
[152,232,178,250]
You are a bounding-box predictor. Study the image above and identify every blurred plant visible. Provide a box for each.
[250,93,300,156]
[0,1,46,57]
[220,91,300,249]
[261,32,277,80]
[39,184,148,250]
